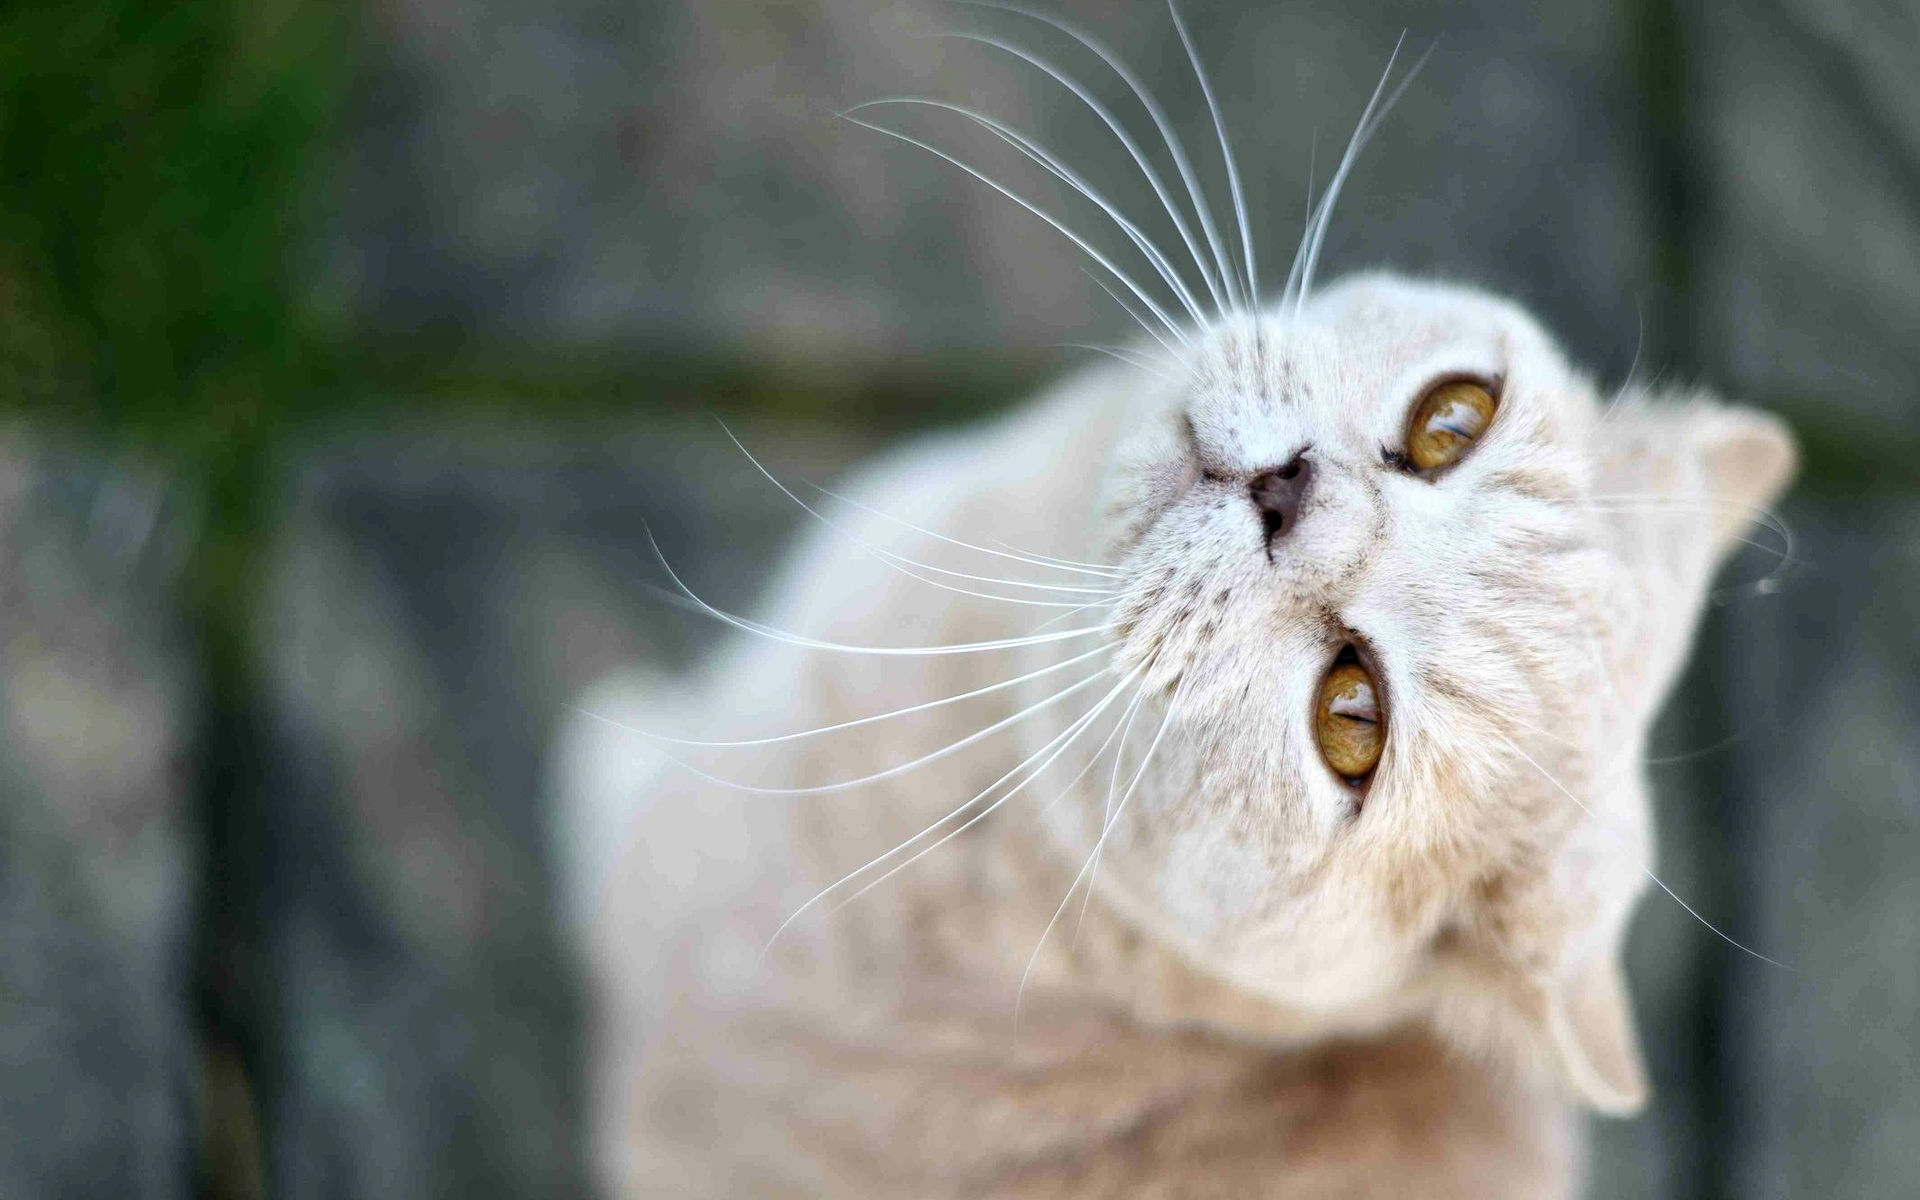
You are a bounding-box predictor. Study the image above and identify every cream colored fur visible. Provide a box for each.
[557,274,1796,1197]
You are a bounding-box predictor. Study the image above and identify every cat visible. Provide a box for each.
[556,13,1797,1198]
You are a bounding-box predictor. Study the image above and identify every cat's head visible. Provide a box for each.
[1074,271,1794,1112]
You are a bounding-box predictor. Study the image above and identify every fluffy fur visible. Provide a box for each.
[557,273,1796,1197]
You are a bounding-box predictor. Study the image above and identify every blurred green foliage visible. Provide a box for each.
[0,0,348,680]
[0,0,340,435]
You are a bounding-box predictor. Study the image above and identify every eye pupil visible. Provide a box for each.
[1406,380,1498,472]
[1316,660,1384,781]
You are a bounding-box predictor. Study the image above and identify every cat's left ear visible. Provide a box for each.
[1538,953,1648,1116]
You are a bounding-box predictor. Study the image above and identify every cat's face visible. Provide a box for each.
[1072,272,1794,1110]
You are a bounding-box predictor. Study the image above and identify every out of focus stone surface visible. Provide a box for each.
[258,422,856,1199]
[1689,0,1920,434]
[336,0,1654,374]
[1717,503,1920,1200]
[0,437,196,1199]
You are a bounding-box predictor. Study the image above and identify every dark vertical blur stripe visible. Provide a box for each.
[1620,3,1728,1199]
[0,2,348,1197]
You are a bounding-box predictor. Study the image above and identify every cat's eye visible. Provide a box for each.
[1316,658,1383,781]
[1405,379,1498,472]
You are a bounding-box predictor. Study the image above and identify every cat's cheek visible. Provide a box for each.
[1155,823,1275,938]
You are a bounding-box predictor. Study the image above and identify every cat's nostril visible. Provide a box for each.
[1249,455,1312,554]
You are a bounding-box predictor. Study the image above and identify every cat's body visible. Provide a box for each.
[561,277,1794,1198]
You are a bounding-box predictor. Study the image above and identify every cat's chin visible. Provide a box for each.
[1093,922,1431,1051]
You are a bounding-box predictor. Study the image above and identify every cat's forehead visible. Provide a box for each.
[1181,275,1541,466]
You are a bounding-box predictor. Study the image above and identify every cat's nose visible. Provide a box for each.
[1249,455,1311,549]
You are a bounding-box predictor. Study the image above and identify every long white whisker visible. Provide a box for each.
[852,96,1209,325]
[1082,268,1185,360]
[806,483,1124,578]
[1069,663,1155,947]
[763,668,1140,951]
[937,22,1228,315]
[1292,37,1430,315]
[570,642,1113,750]
[1605,301,1647,421]
[1643,724,1758,766]
[1060,343,1177,380]
[989,539,1123,575]
[717,420,1113,602]
[1027,601,1114,638]
[1282,133,1317,307]
[842,113,1191,344]
[1169,0,1255,307]
[955,2,1240,318]
[1492,730,1790,970]
[821,670,1140,918]
[670,665,1114,798]
[644,523,1115,655]
[1580,495,1797,596]
[1018,674,1186,1014]
[1294,35,1411,311]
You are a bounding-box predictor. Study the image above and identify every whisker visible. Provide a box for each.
[1029,599,1118,636]
[1580,495,1797,597]
[842,112,1192,344]
[1018,673,1186,1015]
[1644,724,1759,766]
[763,667,1142,952]
[990,540,1123,575]
[819,670,1140,920]
[852,96,1209,325]
[1168,0,1255,306]
[569,641,1112,750]
[1060,342,1178,380]
[956,2,1240,319]
[1599,366,1677,426]
[644,522,1116,655]
[718,420,1114,601]
[1603,301,1647,421]
[1291,36,1430,315]
[807,483,1124,578]
[1069,663,1155,948]
[1285,131,1317,309]
[1083,268,1186,361]
[721,420,1121,599]
[1492,730,1791,970]
[668,665,1116,798]
[932,26,1225,317]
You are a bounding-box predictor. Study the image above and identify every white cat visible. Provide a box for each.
[556,16,1795,1196]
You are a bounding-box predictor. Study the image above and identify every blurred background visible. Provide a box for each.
[0,0,1915,1197]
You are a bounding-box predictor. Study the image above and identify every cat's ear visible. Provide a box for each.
[1598,392,1798,566]
[1684,403,1798,562]
[1539,953,1648,1116]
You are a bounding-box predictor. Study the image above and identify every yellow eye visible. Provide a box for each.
[1406,379,1498,472]
[1316,659,1383,781]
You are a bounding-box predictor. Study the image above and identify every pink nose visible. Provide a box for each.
[1249,454,1311,553]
